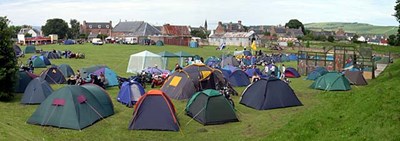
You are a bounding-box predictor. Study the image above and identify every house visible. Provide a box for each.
[248,25,272,35]
[160,24,191,46]
[269,26,287,37]
[17,27,42,44]
[208,30,259,47]
[112,21,161,44]
[287,28,304,38]
[80,21,112,39]
[214,20,245,35]
[269,26,304,38]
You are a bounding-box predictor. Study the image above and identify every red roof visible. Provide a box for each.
[25,36,51,41]
[162,24,191,36]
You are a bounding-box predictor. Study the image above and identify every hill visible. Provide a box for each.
[304,22,398,35]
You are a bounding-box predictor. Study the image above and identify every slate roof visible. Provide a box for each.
[85,22,111,29]
[113,21,161,36]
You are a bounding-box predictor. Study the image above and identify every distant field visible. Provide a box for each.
[304,22,398,35]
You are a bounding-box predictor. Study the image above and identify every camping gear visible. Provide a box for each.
[64,39,75,45]
[310,72,351,91]
[344,70,367,85]
[306,67,328,80]
[228,70,250,87]
[13,44,23,57]
[156,40,164,46]
[128,90,180,131]
[117,81,145,107]
[175,51,194,66]
[27,85,114,130]
[205,56,221,67]
[58,64,75,78]
[14,71,38,93]
[221,56,240,67]
[46,51,61,59]
[284,67,301,78]
[40,66,66,84]
[161,71,197,100]
[240,77,302,110]
[39,56,51,65]
[158,51,178,69]
[127,50,163,73]
[223,65,238,73]
[186,89,239,125]
[288,54,298,61]
[24,45,36,54]
[32,57,46,68]
[21,78,53,104]
[144,67,170,75]
[93,67,119,86]
[189,41,199,48]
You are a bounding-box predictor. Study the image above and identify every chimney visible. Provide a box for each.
[218,21,222,26]
[238,20,242,25]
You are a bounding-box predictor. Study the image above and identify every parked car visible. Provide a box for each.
[92,38,104,45]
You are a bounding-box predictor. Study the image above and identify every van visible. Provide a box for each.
[92,38,104,45]
[123,37,138,44]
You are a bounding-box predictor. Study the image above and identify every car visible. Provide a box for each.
[92,38,104,45]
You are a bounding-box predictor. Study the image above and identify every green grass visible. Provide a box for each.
[304,22,398,35]
[0,43,398,140]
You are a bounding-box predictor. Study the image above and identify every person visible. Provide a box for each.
[174,63,182,71]
[264,63,269,74]
[99,73,107,89]
[67,75,77,85]
[28,58,34,73]
[270,64,276,77]
[244,46,247,51]
[280,64,286,80]
[251,72,260,83]
[200,57,204,63]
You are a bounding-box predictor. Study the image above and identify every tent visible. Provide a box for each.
[288,54,298,61]
[117,81,145,107]
[24,45,36,54]
[58,64,75,78]
[39,56,51,65]
[156,40,164,46]
[64,39,75,45]
[183,64,225,88]
[161,71,197,100]
[32,57,46,68]
[144,66,170,75]
[344,70,367,85]
[310,72,351,91]
[221,56,240,67]
[189,41,199,48]
[205,56,221,67]
[13,44,23,57]
[46,52,61,59]
[240,78,303,110]
[27,85,114,130]
[158,51,178,69]
[245,68,263,77]
[40,66,66,84]
[186,89,239,125]
[127,50,163,73]
[306,67,328,80]
[80,65,107,79]
[21,78,53,104]
[228,70,250,87]
[284,67,301,78]
[128,90,180,131]
[93,67,119,86]
[243,50,252,56]
[14,71,38,93]
[223,65,238,73]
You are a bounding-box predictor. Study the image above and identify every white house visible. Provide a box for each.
[208,30,259,47]
[17,27,42,44]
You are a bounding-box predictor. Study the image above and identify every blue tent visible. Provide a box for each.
[228,70,250,87]
[39,56,51,65]
[205,56,221,67]
[93,68,119,87]
[223,65,238,73]
[218,68,232,79]
[288,54,298,61]
[243,50,252,56]
[64,39,75,45]
[245,68,263,77]
[117,81,145,107]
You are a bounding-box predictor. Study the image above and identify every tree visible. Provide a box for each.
[8,25,21,38]
[327,35,335,42]
[351,34,359,43]
[394,0,400,45]
[67,19,80,39]
[78,33,88,39]
[42,18,69,39]
[24,33,32,37]
[264,31,271,36]
[285,19,305,35]
[190,29,208,39]
[0,17,18,101]
[388,34,397,46]
[97,34,108,40]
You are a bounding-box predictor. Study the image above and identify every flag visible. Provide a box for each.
[251,41,257,50]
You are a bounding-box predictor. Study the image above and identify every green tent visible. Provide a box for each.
[159,51,179,69]
[156,40,164,46]
[186,89,238,125]
[27,85,114,130]
[175,51,194,66]
[32,58,46,68]
[24,45,36,53]
[310,72,351,91]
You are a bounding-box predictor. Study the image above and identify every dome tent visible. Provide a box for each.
[21,77,53,104]
[117,81,145,107]
[310,72,351,91]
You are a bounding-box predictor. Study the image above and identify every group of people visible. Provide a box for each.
[67,70,108,89]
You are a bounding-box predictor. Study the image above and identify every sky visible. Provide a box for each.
[0,0,398,28]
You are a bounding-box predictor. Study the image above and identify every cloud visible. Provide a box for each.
[0,0,397,28]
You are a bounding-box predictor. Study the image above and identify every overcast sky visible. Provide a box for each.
[0,0,398,28]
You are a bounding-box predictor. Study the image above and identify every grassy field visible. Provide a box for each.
[304,22,398,35]
[0,43,398,140]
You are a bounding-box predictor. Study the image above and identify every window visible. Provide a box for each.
[106,25,109,28]
[98,25,101,28]
[89,25,92,28]
[90,32,92,35]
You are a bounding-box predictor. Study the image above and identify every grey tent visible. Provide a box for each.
[161,70,197,100]
[40,66,66,84]
[58,64,75,78]
[344,70,367,85]
[221,56,240,67]
[21,77,53,104]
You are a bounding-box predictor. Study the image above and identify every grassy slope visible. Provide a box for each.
[265,59,400,140]
[0,44,320,140]
[304,22,398,35]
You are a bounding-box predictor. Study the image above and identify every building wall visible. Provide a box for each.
[163,37,191,46]
[80,21,112,37]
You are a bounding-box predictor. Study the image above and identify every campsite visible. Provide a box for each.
[1,42,398,140]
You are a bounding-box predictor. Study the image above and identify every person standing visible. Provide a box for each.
[280,64,286,80]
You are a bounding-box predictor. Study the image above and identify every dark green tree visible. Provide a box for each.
[67,19,80,39]
[8,25,21,38]
[0,17,18,101]
[78,33,88,39]
[327,35,335,42]
[351,34,359,43]
[190,29,208,39]
[388,34,397,46]
[394,0,400,45]
[285,19,306,35]
[42,18,69,39]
